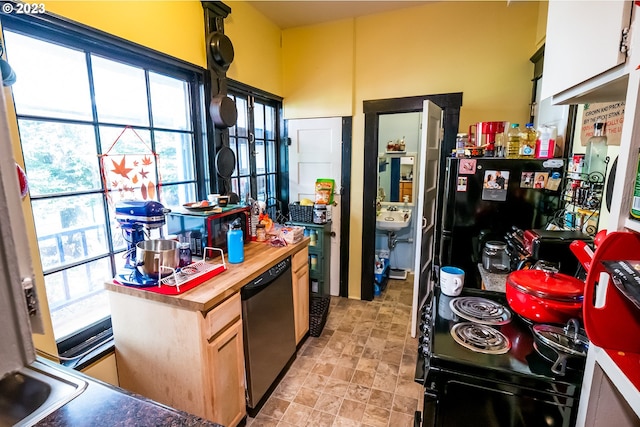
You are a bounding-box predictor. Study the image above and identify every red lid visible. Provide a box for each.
[507,269,584,302]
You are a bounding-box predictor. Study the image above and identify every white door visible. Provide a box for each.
[411,101,442,337]
[288,117,342,296]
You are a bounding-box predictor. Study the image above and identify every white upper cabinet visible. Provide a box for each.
[541,0,633,104]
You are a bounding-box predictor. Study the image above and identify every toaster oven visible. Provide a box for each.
[167,206,250,256]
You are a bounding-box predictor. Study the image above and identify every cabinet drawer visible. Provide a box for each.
[292,246,309,272]
[202,292,241,340]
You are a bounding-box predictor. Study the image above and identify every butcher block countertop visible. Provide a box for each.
[105,238,309,312]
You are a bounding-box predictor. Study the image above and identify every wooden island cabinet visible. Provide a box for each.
[106,239,309,427]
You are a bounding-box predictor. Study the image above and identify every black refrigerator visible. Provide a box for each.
[438,156,565,288]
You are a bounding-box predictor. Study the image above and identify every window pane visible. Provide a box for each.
[266,139,276,173]
[159,183,196,209]
[19,120,101,195]
[149,72,192,131]
[235,97,248,138]
[265,105,275,140]
[100,126,151,155]
[267,174,276,200]
[33,195,109,271]
[257,175,266,201]
[4,31,93,121]
[45,258,112,341]
[254,102,265,139]
[155,131,195,182]
[255,140,265,174]
[108,208,127,253]
[92,55,149,126]
[232,177,250,201]
[236,138,250,176]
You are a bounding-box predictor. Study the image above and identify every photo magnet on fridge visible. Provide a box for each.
[481,170,509,201]
[534,172,549,189]
[459,159,476,174]
[457,176,468,192]
[520,172,534,188]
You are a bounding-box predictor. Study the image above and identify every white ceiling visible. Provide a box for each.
[245,1,434,29]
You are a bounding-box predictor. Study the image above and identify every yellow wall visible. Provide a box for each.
[536,1,549,50]
[225,1,283,96]
[45,1,207,67]
[282,18,355,118]
[280,1,541,298]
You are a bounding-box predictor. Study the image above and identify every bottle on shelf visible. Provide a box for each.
[519,123,536,158]
[535,125,556,159]
[506,123,521,158]
[456,133,468,158]
[585,122,608,180]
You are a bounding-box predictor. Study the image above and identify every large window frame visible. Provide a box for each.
[225,80,285,216]
[1,12,209,363]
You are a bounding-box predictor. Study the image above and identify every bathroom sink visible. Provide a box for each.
[376,210,411,231]
[0,359,87,426]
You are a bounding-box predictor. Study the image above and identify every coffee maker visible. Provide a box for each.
[469,121,508,156]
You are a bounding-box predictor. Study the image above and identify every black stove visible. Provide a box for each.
[415,286,583,427]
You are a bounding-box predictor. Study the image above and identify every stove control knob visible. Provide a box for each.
[420,322,430,335]
[418,340,430,356]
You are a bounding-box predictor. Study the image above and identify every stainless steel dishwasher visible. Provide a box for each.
[241,256,296,415]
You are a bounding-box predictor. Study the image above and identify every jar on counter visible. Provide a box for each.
[256,223,267,242]
[482,241,510,273]
[313,204,327,224]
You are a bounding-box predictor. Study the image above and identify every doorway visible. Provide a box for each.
[287,117,352,297]
[361,93,463,301]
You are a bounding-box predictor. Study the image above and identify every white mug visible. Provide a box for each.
[440,266,465,296]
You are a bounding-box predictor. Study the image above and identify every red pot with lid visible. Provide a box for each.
[506,268,585,324]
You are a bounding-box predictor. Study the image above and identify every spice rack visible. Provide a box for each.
[555,159,609,235]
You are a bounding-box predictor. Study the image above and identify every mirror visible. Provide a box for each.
[377,112,421,204]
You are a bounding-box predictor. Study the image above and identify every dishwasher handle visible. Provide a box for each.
[241,257,291,300]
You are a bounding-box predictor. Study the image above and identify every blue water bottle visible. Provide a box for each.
[227,219,244,264]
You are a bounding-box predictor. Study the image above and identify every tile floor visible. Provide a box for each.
[246,276,423,427]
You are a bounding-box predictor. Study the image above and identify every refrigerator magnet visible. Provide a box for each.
[459,159,476,175]
[546,171,561,191]
[534,172,549,189]
[457,176,468,192]
[482,170,509,201]
[520,172,534,188]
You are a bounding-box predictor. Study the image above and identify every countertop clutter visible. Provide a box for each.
[106,239,309,312]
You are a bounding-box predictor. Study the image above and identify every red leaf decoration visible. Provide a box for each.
[111,157,133,178]
[147,181,156,200]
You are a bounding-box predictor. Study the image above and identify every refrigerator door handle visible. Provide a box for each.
[422,217,427,229]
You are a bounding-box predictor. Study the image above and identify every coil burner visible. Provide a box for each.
[449,296,512,325]
[451,322,511,354]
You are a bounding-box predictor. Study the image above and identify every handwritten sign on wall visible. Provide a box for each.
[580,101,625,146]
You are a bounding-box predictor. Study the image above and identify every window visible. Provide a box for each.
[3,27,203,345]
[227,89,281,213]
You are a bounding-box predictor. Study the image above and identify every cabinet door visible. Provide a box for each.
[292,248,310,344]
[205,319,246,427]
[541,0,632,100]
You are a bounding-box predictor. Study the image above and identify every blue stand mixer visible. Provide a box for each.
[115,200,170,286]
